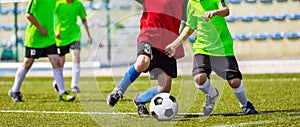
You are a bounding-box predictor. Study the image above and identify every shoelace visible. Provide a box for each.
[138,104,147,112]
[13,92,22,98]
[113,92,122,99]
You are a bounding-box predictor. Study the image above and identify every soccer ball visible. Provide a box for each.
[150,93,178,121]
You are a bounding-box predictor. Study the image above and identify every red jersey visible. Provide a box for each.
[137,0,187,59]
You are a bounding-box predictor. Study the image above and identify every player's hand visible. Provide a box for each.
[38,27,48,36]
[204,10,217,22]
[56,33,60,39]
[165,44,176,58]
[87,36,92,44]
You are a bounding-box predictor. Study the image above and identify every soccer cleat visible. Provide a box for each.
[242,101,258,115]
[134,95,150,116]
[8,89,23,102]
[203,88,219,116]
[71,86,80,93]
[59,92,76,102]
[52,81,59,92]
[106,88,123,107]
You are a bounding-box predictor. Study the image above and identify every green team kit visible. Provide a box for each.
[55,0,87,47]
[187,0,234,56]
[25,0,56,48]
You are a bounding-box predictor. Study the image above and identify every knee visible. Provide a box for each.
[158,85,170,93]
[22,62,32,70]
[134,55,150,72]
[228,78,241,88]
[194,73,207,86]
[51,57,62,68]
[72,50,80,63]
[22,59,34,70]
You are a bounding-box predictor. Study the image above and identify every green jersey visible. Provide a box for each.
[187,0,234,56]
[55,0,87,46]
[25,0,56,48]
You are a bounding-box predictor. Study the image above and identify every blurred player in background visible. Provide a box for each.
[53,0,92,93]
[107,0,188,116]
[8,0,75,102]
[165,0,258,115]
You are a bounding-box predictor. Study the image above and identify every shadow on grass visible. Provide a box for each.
[39,98,134,103]
[177,109,300,118]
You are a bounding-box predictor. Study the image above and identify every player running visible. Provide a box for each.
[52,0,92,93]
[8,0,75,102]
[106,0,188,116]
[165,0,258,115]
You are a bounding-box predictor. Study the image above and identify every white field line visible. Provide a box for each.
[210,115,300,127]
[1,110,299,127]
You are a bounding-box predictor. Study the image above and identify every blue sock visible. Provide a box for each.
[118,65,141,93]
[137,86,159,103]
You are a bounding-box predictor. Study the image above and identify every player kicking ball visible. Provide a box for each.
[106,0,188,116]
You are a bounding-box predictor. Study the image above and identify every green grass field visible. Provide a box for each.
[0,74,300,127]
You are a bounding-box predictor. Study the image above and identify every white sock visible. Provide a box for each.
[232,80,248,107]
[195,78,217,97]
[53,68,65,95]
[71,63,80,88]
[11,66,27,92]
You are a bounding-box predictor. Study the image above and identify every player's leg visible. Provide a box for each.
[118,42,151,93]
[9,57,34,102]
[70,42,81,92]
[52,54,66,92]
[134,48,176,116]
[106,55,148,107]
[106,42,151,107]
[225,56,258,114]
[47,44,75,102]
[134,72,172,116]
[52,45,69,92]
[193,54,218,116]
[133,71,171,116]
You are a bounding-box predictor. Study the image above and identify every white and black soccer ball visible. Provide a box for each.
[150,93,178,121]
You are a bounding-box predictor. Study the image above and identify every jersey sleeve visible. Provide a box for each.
[186,1,197,30]
[218,0,228,8]
[26,0,37,14]
[181,0,188,22]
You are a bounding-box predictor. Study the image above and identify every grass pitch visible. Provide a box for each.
[0,74,300,127]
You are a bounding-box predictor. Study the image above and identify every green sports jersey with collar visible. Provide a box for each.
[55,0,87,46]
[25,0,56,48]
[187,0,234,56]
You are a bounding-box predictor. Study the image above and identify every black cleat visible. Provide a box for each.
[106,88,123,107]
[242,101,258,115]
[8,89,23,102]
[134,95,149,116]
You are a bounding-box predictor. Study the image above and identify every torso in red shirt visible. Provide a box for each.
[137,0,186,59]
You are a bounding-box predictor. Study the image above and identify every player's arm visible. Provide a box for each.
[165,26,195,58]
[25,13,48,36]
[204,0,229,21]
[81,18,92,44]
